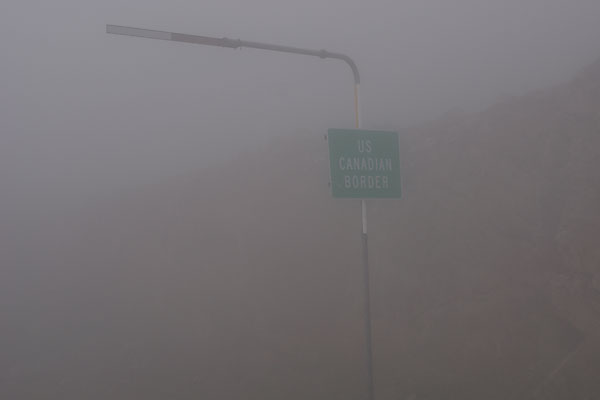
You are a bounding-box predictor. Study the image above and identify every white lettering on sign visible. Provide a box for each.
[338,157,392,171]
[343,175,390,189]
[357,140,372,153]
[328,129,400,198]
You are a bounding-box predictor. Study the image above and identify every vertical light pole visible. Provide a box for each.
[106,24,374,400]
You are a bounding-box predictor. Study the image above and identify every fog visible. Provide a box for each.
[2,1,600,399]
[3,0,600,208]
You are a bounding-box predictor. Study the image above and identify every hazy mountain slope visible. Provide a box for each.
[376,57,600,399]
[3,59,600,399]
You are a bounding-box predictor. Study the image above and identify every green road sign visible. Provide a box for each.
[328,129,401,198]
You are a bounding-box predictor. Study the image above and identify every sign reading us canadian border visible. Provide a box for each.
[328,129,401,198]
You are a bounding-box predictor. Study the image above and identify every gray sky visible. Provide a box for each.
[2,0,600,209]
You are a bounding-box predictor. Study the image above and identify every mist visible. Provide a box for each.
[2,0,600,399]
[2,0,599,208]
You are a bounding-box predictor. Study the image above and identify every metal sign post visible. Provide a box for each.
[106,24,378,400]
[354,89,375,400]
[328,125,400,400]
